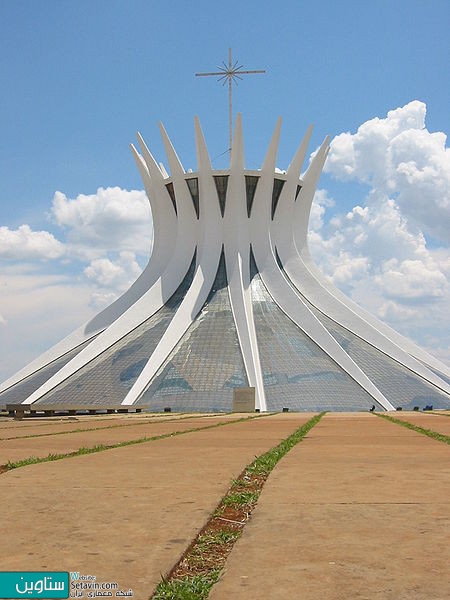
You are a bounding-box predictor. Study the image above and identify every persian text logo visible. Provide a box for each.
[0,571,69,598]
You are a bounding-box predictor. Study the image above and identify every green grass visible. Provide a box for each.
[4,414,271,471]
[221,490,259,506]
[153,571,221,600]
[375,413,450,445]
[187,530,242,568]
[198,530,240,546]
[192,529,241,558]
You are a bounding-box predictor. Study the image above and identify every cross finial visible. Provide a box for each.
[196,48,265,152]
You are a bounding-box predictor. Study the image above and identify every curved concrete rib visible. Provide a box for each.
[252,119,395,411]
[134,135,177,273]
[293,141,450,379]
[224,114,267,411]
[82,144,174,336]
[2,137,174,395]
[159,122,199,248]
[121,116,223,405]
[271,124,313,248]
[84,133,186,337]
[21,131,199,406]
[283,140,450,386]
[303,248,450,380]
[272,137,450,394]
[0,327,99,395]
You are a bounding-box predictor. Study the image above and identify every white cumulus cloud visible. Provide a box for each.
[83,251,143,307]
[51,186,152,258]
[324,100,450,243]
[0,224,65,260]
[311,100,450,363]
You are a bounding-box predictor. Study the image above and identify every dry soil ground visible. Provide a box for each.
[0,411,448,599]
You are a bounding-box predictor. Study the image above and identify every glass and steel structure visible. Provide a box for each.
[1,116,449,414]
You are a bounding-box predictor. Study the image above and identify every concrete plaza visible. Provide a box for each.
[1,411,449,599]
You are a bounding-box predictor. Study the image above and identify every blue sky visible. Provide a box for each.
[1,0,449,381]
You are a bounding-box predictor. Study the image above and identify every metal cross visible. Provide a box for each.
[196,48,265,151]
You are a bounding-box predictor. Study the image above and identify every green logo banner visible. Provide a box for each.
[0,572,69,598]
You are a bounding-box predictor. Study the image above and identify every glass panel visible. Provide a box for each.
[186,178,199,218]
[165,182,177,215]
[213,175,229,217]
[271,178,285,219]
[138,252,248,412]
[0,337,96,407]
[249,256,378,412]
[33,254,197,407]
[245,175,259,217]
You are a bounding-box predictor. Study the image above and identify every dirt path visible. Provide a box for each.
[0,413,313,598]
[384,411,450,436]
[0,412,205,437]
[0,414,241,464]
[210,413,450,600]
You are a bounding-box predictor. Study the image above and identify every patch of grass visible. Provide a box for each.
[153,570,221,600]
[3,414,270,472]
[375,413,450,445]
[199,530,240,546]
[230,477,251,488]
[6,445,109,469]
[188,530,241,568]
[221,490,259,507]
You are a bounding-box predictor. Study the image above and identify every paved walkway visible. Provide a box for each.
[210,413,450,600]
[386,411,450,436]
[0,414,242,463]
[0,413,312,598]
[0,412,204,438]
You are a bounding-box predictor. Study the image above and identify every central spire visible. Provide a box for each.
[195,48,266,152]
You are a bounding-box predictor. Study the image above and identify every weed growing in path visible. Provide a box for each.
[153,570,221,600]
